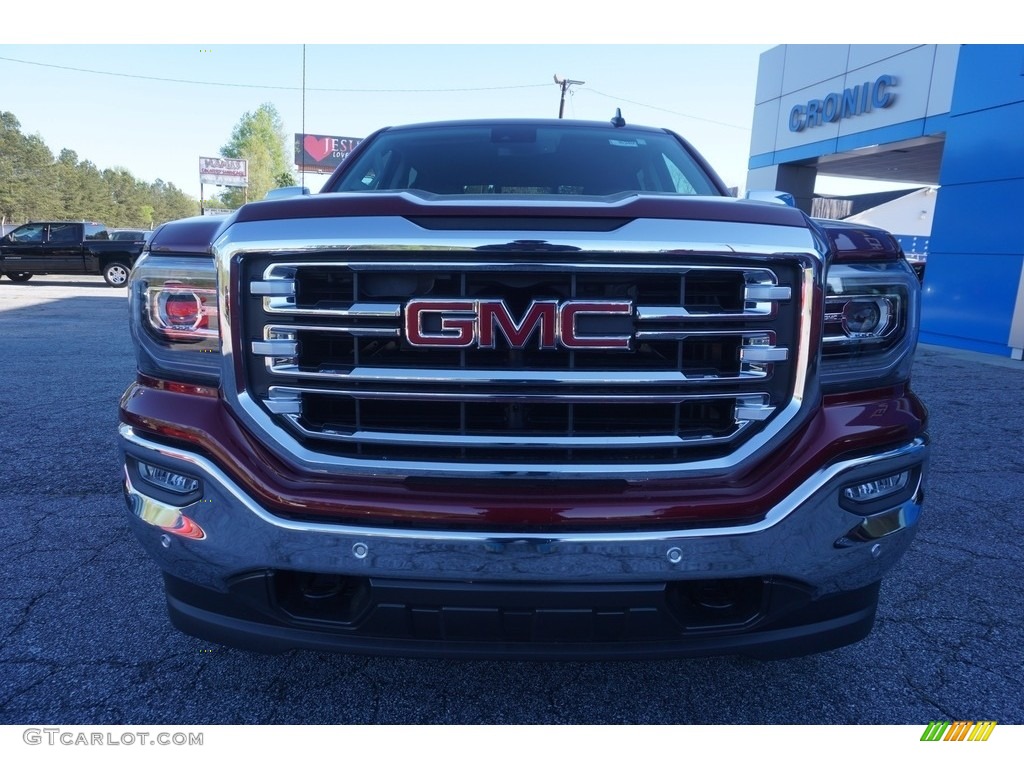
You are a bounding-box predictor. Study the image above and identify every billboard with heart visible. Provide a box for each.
[295,134,363,173]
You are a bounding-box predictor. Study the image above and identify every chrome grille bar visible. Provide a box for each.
[282,418,752,449]
[253,263,790,320]
[238,253,805,468]
[267,385,775,405]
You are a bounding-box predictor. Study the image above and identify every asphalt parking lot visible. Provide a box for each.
[1,276,1022,725]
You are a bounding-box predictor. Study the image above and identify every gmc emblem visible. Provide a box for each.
[404,299,633,350]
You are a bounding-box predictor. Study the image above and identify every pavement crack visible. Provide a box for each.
[0,659,62,713]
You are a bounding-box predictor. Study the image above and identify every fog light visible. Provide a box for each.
[842,471,909,503]
[138,461,200,494]
[124,470,206,541]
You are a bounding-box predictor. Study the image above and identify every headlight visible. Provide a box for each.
[820,260,919,391]
[147,283,218,340]
[129,253,221,384]
[824,293,900,347]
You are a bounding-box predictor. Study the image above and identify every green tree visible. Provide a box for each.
[219,103,294,207]
[0,110,199,228]
[275,170,297,188]
[103,167,144,226]
[150,179,200,224]
[0,112,59,224]
[54,151,114,223]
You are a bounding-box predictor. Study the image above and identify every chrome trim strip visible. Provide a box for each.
[267,384,767,404]
[218,213,820,257]
[252,340,298,356]
[263,260,786,275]
[269,320,779,351]
[266,299,404,317]
[792,264,815,402]
[276,367,701,385]
[120,424,926,542]
[746,285,791,301]
[633,328,774,342]
[636,306,771,321]
[267,385,764,403]
[345,302,403,318]
[735,398,775,421]
[265,392,301,415]
[263,323,400,338]
[250,279,295,296]
[281,417,744,449]
[740,347,789,363]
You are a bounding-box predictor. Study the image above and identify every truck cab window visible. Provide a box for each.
[48,224,79,243]
[9,224,45,243]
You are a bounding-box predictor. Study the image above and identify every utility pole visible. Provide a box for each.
[553,74,585,118]
[301,44,306,191]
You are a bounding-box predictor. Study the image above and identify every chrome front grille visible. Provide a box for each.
[240,255,803,467]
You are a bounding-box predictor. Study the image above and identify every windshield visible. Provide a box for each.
[327,123,721,197]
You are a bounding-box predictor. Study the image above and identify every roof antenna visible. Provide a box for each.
[611,108,626,128]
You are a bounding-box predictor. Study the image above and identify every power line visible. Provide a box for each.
[0,54,750,130]
[581,87,750,131]
[0,55,551,94]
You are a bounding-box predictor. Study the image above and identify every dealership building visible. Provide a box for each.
[747,44,1024,359]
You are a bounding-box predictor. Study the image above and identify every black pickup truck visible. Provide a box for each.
[0,221,150,286]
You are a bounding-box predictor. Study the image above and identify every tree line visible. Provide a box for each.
[0,110,199,229]
[1,102,296,229]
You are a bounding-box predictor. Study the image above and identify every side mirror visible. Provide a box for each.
[745,190,796,207]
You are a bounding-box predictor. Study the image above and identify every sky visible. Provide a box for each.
[1,44,775,198]
[1,6,1004,208]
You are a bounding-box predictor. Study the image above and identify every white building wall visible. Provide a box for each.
[843,188,937,237]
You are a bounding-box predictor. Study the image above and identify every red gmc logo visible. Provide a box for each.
[404,299,633,350]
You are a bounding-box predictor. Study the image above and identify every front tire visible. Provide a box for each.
[5,272,33,282]
[103,262,131,287]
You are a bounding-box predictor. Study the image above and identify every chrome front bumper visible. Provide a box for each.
[119,424,927,598]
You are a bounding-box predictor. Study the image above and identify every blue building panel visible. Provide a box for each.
[948,45,1024,115]
[894,235,929,255]
[748,152,776,170]
[938,101,1024,185]
[918,330,1016,357]
[920,252,1024,353]
[770,138,839,166]
[753,117,946,170]
[922,113,949,135]
[929,179,1024,256]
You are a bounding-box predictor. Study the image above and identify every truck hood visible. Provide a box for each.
[149,215,231,255]
[233,191,811,229]
[148,194,842,255]
[810,218,902,260]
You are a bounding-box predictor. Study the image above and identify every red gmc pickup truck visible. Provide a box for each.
[119,118,927,659]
